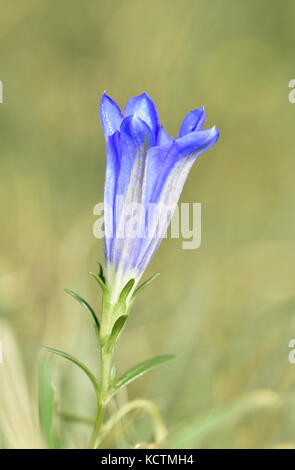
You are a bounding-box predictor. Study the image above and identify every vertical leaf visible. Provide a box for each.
[98,263,106,284]
[90,271,107,296]
[106,316,128,352]
[118,279,135,306]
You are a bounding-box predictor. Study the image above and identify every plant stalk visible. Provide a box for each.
[89,345,113,448]
[89,297,116,449]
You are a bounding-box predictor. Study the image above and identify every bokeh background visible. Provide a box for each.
[1,0,295,449]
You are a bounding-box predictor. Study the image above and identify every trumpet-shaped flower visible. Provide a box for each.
[100,92,219,301]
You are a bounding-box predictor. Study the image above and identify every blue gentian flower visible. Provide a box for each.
[100,92,219,301]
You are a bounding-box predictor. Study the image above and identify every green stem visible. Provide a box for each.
[89,346,113,448]
[89,296,116,449]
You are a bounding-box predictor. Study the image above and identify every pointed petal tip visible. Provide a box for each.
[178,106,206,137]
[211,125,219,139]
[205,125,220,148]
[204,125,219,144]
[100,90,107,101]
[133,91,152,101]
[100,90,110,104]
[100,91,116,108]
[100,92,123,136]
[175,123,220,155]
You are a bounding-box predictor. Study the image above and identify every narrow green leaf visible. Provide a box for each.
[40,345,99,393]
[58,410,94,426]
[64,288,100,336]
[106,315,128,352]
[118,279,135,305]
[98,263,105,284]
[110,354,174,397]
[132,273,160,300]
[90,271,107,295]
[39,358,55,447]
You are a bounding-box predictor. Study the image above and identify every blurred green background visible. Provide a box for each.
[1,0,295,449]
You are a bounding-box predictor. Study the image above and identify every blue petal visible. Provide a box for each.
[178,107,205,137]
[104,131,120,259]
[176,125,219,155]
[100,92,123,136]
[143,141,177,205]
[156,125,173,145]
[124,92,160,138]
[116,114,154,197]
[109,115,154,274]
[134,126,219,272]
[145,126,219,205]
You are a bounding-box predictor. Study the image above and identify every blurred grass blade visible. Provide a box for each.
[64,288,100,336]
[110,355,174,397]
[58,410,94,426]
[106,316,128,352]
[0,320,44,448]
[39,358,55,447]
[132,273,160,300]
[165,390,280,448]
[40,345,99,393]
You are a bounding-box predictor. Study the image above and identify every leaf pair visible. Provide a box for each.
[62,269,159,342]
[40,267,171,416]
[102,273,160,351]
[41,345,173,402]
